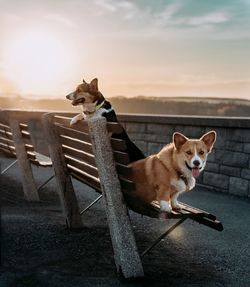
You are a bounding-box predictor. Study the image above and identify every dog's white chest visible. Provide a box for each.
[171,176,196,193]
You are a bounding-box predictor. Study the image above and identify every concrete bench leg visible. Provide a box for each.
[10,119,39,201]
[42,113,83,229]
[88,117,144,278]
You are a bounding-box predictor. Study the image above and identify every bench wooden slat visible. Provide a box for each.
[54,116,124,134]
[68,165,101,191]
[62,145,96,166]
[120,177,136,191]
[65,155,99,178]
[113,151,130,165]
[60,135,94,155]
[26,152,37,161]
[0,129,13,139]
[111,138,127,151]
[0,136,15,146]
[54,115,90,133]
[0,145,16,156]
[179,202,216,220]
[116,163,132,177]
[55,124,91,143]
[19,123,29,131]
[0,142,15,152]
[0,123,11,132]
[21,130,31,140]
[107,122,123,133]
[25,144,35,152]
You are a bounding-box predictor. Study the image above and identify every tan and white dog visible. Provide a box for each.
[66,78,110,125]
[127,131,216,213]
[66,78,145,162]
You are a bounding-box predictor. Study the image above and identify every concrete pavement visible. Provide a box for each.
[1,156,250,286]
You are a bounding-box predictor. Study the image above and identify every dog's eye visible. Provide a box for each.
[199,150,204,155]
[186,150,192,155]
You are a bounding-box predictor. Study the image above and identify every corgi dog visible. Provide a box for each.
[127,131,216,213]
[66,78,110,124]
[66,78,145,162]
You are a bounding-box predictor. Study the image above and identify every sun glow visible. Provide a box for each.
[3,29,75,96]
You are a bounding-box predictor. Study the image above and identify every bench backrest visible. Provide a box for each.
[0,122,16,157]
[52,115,135,193]
[0,119,43,164]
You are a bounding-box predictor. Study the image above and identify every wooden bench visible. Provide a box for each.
[0,121,18,174]
[42,113,223,278]
[0,113,54,201]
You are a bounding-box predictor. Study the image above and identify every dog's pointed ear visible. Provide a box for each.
[173,132,188,150]
[200,131,216,152]
[90,78,98,92]
[82,78,87,83]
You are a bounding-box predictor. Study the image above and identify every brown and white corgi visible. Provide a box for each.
[66,78,145,162]
[128,131,216,213]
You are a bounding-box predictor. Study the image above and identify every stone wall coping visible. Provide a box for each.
[117,113,250,129]
[1,109,250,129]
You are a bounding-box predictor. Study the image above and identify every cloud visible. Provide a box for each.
[93,0,138,19]
[153,3,181,27]
[186,12,230,26]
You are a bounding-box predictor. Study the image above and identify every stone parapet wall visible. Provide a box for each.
[1,110,249,197]
[118,114,250,198]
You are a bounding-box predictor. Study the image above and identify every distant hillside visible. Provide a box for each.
[0,95,250,117]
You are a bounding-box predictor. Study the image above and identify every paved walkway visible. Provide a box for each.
[1,156,250,287]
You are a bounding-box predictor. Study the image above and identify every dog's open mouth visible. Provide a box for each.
[71,98,85,106]
[185,161,202,178]
[191,167,200,178]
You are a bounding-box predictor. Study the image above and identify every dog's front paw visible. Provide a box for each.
[160,200,172,213]
[171,196,182,211]
[70,118,78,125]
[172,203,182,211]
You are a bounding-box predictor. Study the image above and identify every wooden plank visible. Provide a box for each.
[70,171,101,192]
[0,142,15,153]
[116,163,132,177]
[111,138,127,151]
[0,145,16,156]
[107,122,123,134]
[55,124,91,143]
[21,130,31,140]
[0,123,11,132]
[67,165,101,191]
[0,128,13,139]
[25,144,35,152]
[65,155,99,178]
[62,145,96,166]
[0,136,15,147]
[60,135,94,155]
[19,123,29,131]
[179,202,216,220]
[191,216,223,231]
[120,177,136,191]
[54,115,90,133]
[54,116,124,134]
[28,159,40,166]
[26,152,37,161]
[113,151,130,165]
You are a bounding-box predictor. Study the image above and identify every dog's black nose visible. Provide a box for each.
[193,160,200,167]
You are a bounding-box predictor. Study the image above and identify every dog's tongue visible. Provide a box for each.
[192,167,200,178]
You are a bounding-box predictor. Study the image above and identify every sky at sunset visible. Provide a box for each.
[0,0,250,99]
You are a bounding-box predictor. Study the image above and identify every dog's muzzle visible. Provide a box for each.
[66,92,86,106]
[66,92,74,100]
